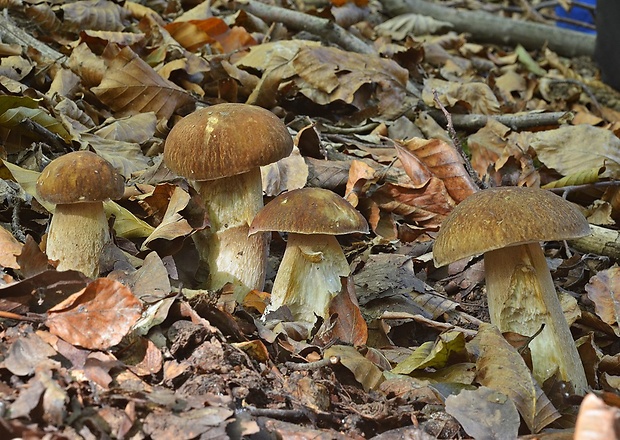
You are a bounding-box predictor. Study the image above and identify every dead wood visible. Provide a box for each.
[380,0,596,58]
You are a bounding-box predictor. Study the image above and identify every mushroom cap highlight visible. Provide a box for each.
[163,103,293,181]
[433,186,590,267]
[249,187,369,235]
[36,151,125,205]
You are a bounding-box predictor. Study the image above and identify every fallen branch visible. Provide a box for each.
[0,10,66,63]
[426,110,569,131]
[230,0,376,55]
[380,0,595,58]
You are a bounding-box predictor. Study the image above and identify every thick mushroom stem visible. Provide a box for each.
[484,242,588,395]
[265,233,351,322]
[192,167,268,299]
[45,202,109,279]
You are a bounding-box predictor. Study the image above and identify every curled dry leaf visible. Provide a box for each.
[397,137,479,203]
[574,393,620,440]
[423,78,500,115]
[46,278,142,350]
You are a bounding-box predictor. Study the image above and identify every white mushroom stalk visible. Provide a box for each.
[265,233,351,321]
[191,168,268,295]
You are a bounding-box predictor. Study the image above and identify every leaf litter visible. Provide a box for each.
[0,0,619,438]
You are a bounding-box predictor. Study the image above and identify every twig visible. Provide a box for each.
[425,110,569,132]
[432,89,487,190]
[0,10,66,63]
[284,355,340,371]
[230,0,376,55]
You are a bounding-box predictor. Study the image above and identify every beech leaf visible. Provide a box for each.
[46,278,142,350]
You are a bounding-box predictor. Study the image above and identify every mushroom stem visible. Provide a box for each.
[484,243,588,395]
[45,202,109,279]
[266,233,351,322]
[192,167,268,298]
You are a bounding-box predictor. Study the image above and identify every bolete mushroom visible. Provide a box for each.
[163,103,293,298]
[433,186,590,395]
[249,187,369,323]
[36,150,125,278]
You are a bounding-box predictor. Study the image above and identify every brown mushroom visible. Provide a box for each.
[433,186,590,394]
[36,151,125,278]
[163,103,293,298]
[249,187,369,324]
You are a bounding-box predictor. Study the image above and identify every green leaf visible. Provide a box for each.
[391,331,466,375]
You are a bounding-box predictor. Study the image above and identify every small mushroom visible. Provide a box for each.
[36,151,125,278]
[433,186,590,394]
[163,103,293,298]
[249,187,369,323]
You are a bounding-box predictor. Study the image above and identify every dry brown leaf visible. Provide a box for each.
[574,393,620,440]
[371,178,456,229]
[465,119,510,179]
[325,277,368,347]
[92,44,195,121]
[474,324,561,433]
[423,78,500,115]
[46,278,142,350]
[288,45,409,119]
[585,266,620,336]
[397,138,479,203]
[60,0,128,32]
[261,146,309,197]
[0,225,21,269]
[528,125,620,179]
[142,185,201,254]
[324,345,384,391]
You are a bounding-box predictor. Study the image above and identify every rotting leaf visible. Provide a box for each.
[142,406,233,440]
[4,331,59,376]
[46,278,142,350]
[473,324,560,433]
[445,386,520,440]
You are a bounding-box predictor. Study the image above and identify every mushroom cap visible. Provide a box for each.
[433,186,590,267]
[163,103,293,181]
[36,151,125,204]
[249,187,369,235]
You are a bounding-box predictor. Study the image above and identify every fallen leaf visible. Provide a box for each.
[92,43,195,121]
[0,225,22,269]
[445,386,520,440]
[325,344,384,391]
[585,265,620,336]
[473,323,560,433]
[46,278,142,350]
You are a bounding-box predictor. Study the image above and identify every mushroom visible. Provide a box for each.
[163,103,293,298]
[433,186,590,394]
[36,150,125,278]
[249,187,369,323]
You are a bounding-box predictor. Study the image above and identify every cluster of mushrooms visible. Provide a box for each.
[36,103,591,396]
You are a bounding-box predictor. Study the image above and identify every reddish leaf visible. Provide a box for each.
[326,276,368,346]
[46,278,142,350]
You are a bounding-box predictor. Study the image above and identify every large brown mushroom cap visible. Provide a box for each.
[433,186,590,267]
[163,103,293,181]
[249,187,369,235]
[36,151,125,205]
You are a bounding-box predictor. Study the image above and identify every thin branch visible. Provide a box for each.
[432,89,487,190]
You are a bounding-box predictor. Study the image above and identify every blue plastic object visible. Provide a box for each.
[555,0,596,34]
